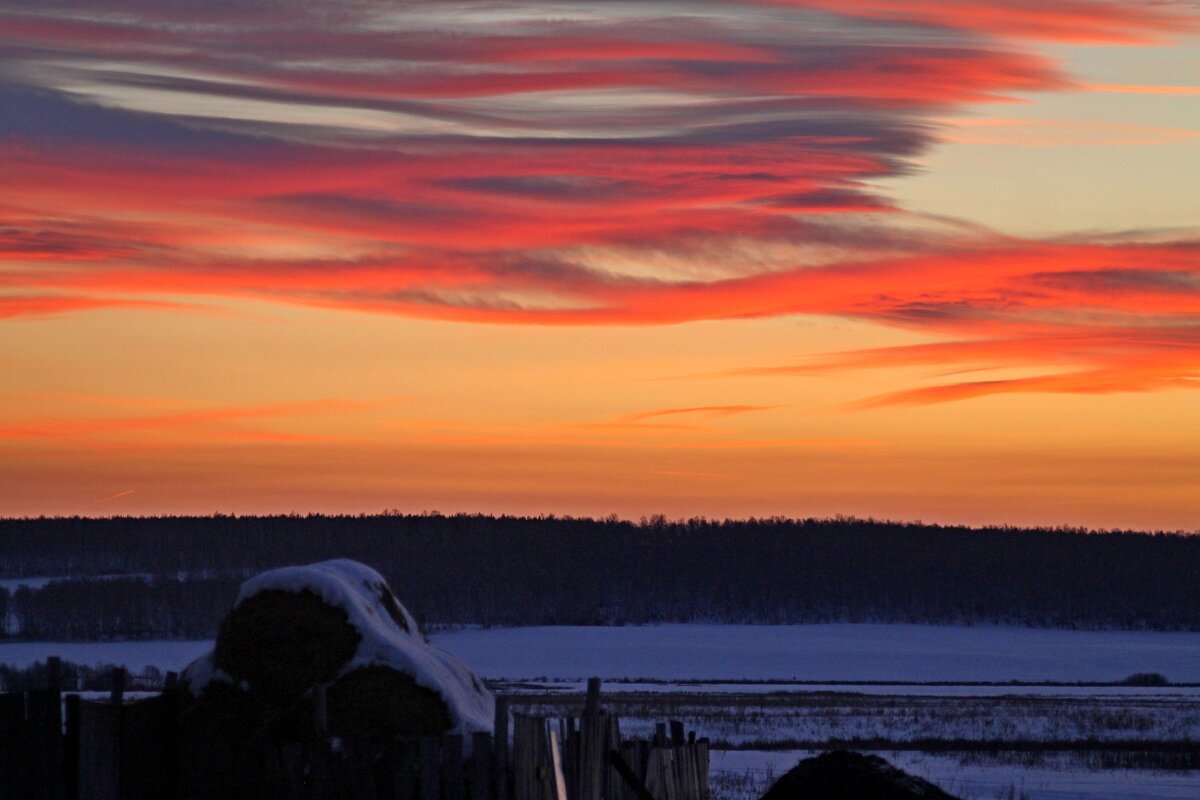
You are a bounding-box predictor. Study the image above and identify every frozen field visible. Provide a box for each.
[0,639,212,673]
[503,680,1200,697]
[2,624,1199,684]
[512,690,1200,747]
[711,750,1200,800]
[3,624,1196,799]
[431,624,1200,683]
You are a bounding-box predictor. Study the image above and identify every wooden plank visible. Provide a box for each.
[661,748,678,800]
[0,693,30,799]
[443,734,465,800]
[577,711,600,800]
[394,738,420,800]
[548,728,569,800]
[469,732,493,800]
[120,695,176,800]
[606,750,655,800]
[63,695,80,800]
[583,679,601,719]
[668,722,683,748]
[78,702,120,800]
[511,716,535,800]
[28,688,65,800]
[110,668,125,707]
[643,749,660,800]
[494,697,510,800]
[603,713,623,800]
[681,745,697,800]
[420,736,441,800]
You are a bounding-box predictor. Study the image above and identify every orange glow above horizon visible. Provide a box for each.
[1,0,1198,527]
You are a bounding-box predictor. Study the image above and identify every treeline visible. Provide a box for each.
[0,658,165,692]
[1,513,1198,639]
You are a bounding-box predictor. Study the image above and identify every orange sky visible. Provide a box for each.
[1,1,1198,527]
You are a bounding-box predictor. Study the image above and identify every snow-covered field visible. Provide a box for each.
[711,750,1200,800]
[3,624,1197,799]
[431,624,1200,683]
[0,639,212,673]
[0,575,59,591]
[517,691,1200,746]
[2,623,1198,683]
[504,680,1200,697]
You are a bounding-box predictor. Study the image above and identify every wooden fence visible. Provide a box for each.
[0,667,710,800]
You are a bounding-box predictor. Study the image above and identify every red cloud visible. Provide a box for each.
[1,0,1196,406]
[768,0,1190,43]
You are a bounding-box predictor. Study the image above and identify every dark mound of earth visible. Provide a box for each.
[761,751,961,800]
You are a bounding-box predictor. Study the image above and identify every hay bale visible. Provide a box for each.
[213,588,362,699]
[185,559,493,745]
[760,751,960,800]
[327,666,452,739]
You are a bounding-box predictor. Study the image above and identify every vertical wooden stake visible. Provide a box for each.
[583,679,601,719]
[494,697,510,800]
[548,729,568,800]
[109,668,125,707]
[63,694,80,800]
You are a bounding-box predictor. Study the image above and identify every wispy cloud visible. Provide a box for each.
[95,488,135,504]
[0,398,395,442]
[1,0,1196,405]
[622,405,784,422]
[1084,83,1200,95]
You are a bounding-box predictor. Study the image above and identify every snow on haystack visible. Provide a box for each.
[183,559,493,736]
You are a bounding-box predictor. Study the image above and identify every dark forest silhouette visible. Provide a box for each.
[1,513,1198,639]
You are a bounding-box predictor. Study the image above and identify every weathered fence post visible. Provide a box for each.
[548,728,569,800]
[583,679,601,719]
[494,696,510,800]
[78,700,120,800]
[63,694,80,800]
[110,667,125,707]
[469,731,493,800]
[443,734,465,800]
[513,715,557,800]
[420,735,441,800]
[607,750,656,800]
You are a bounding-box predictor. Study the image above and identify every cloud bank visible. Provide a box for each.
[1,0,1197,404]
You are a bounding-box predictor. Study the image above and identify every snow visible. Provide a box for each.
[4,624,1198,687]
[711,750,1200,800]
[429,624,1200,683]
[601,693,1200,746]
[0,576,58,592]
[504,680,1200,698]
[183,559,494,735]
[0,573,154,592]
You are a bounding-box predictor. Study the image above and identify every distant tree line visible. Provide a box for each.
[0,658,165,692]
[1,513,1198,640]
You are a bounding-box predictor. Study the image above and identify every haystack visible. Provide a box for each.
[182,559,493,740]
[760,752,960,800]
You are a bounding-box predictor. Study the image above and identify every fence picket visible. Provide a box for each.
[0,671,710,800]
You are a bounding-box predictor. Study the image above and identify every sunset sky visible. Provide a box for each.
[2,0,1198,528]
